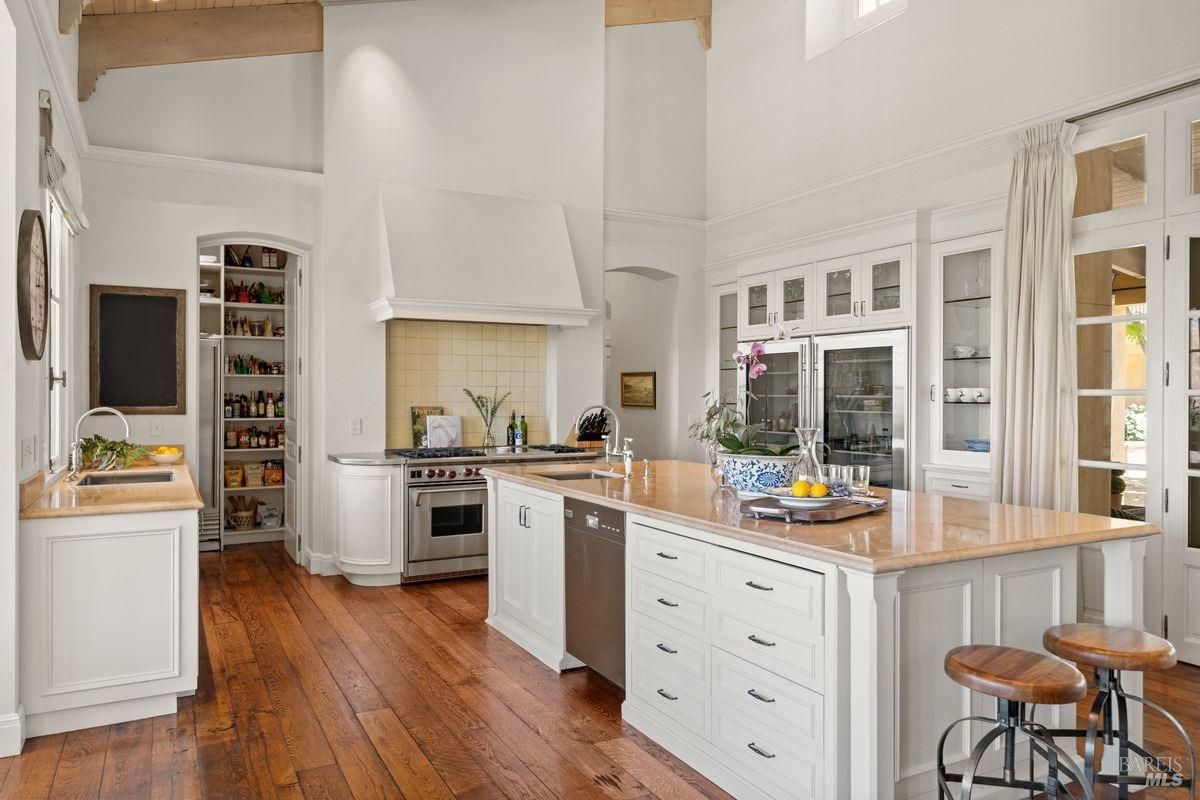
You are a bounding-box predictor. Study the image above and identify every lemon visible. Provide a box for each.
[791,480,811,498]
[810,483,829,498]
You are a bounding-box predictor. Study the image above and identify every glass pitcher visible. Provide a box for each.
[794,428,826,484]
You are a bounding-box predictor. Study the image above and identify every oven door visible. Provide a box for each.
[407,483,488,564]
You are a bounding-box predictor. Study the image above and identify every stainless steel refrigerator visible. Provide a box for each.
[198,336,224,551]
[737,329,909,489]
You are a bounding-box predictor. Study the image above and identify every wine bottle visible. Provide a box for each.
[515,414,527,447]
[266,393,275,419]
[506,412,517,447]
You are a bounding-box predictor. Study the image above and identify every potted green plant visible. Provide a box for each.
[463,387,511,448]
[1110,469,1126,510]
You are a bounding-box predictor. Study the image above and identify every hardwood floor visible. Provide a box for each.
[0,543,733,800]
[3,542,1199,799]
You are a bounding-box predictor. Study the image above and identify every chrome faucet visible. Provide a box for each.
[616,437,635,477]
[69,406,131,479]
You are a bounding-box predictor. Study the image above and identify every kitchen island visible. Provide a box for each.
[483,460,1159,800]
[19,463,203,738]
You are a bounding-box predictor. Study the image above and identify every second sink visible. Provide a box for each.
[78,471,176,486]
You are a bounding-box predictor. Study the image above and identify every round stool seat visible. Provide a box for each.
[945,645,1087,705]
[1043,623,1177,672]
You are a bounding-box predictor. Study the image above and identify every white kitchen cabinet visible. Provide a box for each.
[487,479,572,670]
[20,509,199,737]
[928,233,1001,468]
[737,264,815,340]
[817,245,912,330]
[331,462,404,585]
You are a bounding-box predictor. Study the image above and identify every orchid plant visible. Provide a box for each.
[687,343,798,458]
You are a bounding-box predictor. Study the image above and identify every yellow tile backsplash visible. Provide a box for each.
[386,320,549,448]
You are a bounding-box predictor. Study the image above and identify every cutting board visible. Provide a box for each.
[740,496,887,524]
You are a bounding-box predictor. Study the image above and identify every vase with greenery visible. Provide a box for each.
[463,388,511,448]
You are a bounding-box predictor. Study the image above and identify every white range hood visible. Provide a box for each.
[371,183,596,327]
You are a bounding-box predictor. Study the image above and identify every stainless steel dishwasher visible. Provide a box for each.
[564,497,626,688]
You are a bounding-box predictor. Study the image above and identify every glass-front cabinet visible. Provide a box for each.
[742,342,803,452]
[737,264,814,340]
[715,285,739,408]
[816,246,912,330]
[929,233,1000,467]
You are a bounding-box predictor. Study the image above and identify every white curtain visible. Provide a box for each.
[993,121,1079,510]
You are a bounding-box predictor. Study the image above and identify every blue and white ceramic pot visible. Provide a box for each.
[715,452,799,496]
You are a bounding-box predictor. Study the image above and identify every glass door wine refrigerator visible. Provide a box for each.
[737,330,909,489]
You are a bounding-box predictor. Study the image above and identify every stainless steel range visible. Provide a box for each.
[377,446,598,583]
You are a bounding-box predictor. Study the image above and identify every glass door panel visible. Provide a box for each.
[738,276,775,339]
[818,333,907,489]
[825,270,853,317]
[941,247,992,456]
[718,290,738,407]
[780,274,807,325]
[744,349,800,450]
[745,282,769,327]
[1074,136,1148,218]
[818,257,859,329]
[869,259,902,312]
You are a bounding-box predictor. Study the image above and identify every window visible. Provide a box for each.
[46,198,69,473]
[846,0,907,38]
[1074,136,1148,218]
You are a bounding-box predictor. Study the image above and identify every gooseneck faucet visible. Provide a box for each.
[69,406,131,479]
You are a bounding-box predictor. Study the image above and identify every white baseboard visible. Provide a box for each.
[485,615,576,673]
[300,548,339,576]
[24,694,175,739]
[0,706,25,757]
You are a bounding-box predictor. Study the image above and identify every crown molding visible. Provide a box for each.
[604,208,706,230]
[82,145,324,186]
[706,62,1200,232]
[928,195,1006,243]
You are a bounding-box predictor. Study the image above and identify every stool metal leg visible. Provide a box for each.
[935,715,994,799]
[1117,689,1197,799]
[960,724,1008,800]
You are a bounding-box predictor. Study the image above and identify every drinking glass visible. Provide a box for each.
[849,465,871,495]
[822,464,847,485]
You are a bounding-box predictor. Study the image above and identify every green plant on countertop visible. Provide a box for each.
[687,393,799,457]
[463,387,511,446]
[80,434,148,471]
[715,423,799,457]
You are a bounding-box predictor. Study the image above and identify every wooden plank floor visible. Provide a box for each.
[0,543,733,800]
[3,542,1200,799]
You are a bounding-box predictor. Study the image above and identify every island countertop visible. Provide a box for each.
[482,460,1159,573]
[21,462,205,520]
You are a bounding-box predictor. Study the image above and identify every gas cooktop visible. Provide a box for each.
[385,447,485,459]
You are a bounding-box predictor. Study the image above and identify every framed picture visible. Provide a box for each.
[411,405,444,446]
[620,372,656,409]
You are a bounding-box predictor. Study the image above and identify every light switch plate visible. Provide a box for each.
[150,419,163,436]
[350,418,364,435]
[20,436,34,470]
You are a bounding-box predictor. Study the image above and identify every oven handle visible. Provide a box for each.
[411,484,487,507]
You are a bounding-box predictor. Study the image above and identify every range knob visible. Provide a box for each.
[448,470,457,479]
[425,469,436,478]
[466,468,476,476]
[435,468,446,478]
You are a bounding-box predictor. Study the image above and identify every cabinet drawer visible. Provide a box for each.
[712,699,822,800]
[712,648,822,753]
[630,612,708,686]
[631,568,709,639]
[629,651,709,738]
[712,605,823,691]
[926,473,990,499]
[630,522,708,589]
[710,549,823,634]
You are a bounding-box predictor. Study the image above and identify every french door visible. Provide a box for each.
[1164,213,1200,664]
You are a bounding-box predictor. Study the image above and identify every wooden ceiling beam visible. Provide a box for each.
[605,0,712,49]
[78,3,322,100]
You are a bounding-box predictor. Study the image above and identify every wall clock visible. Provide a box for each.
[17,209,49,361]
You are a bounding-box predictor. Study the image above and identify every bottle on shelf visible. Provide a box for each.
[257,391,266,418]
[276,393,284,418]
[266,393,275,419]
[224,394,232,419]
[516,414,528,447]
[506,412,517,447]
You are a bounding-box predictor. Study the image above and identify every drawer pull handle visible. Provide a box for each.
[656,688,678,701]
[655,643,678,655]
[950,483,969,489]
[656,598,679,608]
[656,552,679,560]
[747,688,776,703]
[748,634,777,647]
[747,742,777,759]
[745,580,774,592]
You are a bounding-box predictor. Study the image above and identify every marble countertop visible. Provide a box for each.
[21,462,204,520]
[481,460,1160,573]
[328,449,601,466]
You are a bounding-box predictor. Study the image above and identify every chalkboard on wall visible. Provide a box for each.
[90,285,186,414]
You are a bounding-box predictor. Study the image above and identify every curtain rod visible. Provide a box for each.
[1066,77,1200,124]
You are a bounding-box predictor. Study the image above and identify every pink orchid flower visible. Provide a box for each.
[732,350,746,365]
[749,341,766,357]
[748,362,767,379]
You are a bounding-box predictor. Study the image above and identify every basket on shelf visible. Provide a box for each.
[228,510,256,530]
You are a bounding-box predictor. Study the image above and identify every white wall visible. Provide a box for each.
[81,54,324,173]
[605,21,707,219]
[76,157,320,463]
[706,0,1200,260]
[604,23,708,461]
[317,0,605,563]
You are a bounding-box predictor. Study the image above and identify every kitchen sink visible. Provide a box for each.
[535,469,624,481]
[78,471,176,486]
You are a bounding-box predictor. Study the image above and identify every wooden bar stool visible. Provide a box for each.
[937,645,1092,799]
[1042,623,1194,798]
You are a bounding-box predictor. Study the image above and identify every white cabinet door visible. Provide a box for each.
[738,274,777,340]
[495,488,530,625]
[775,264,814,337]
[333,464,403,580]
[816,256,860,330]
[523,493,564,644]
[860,245,911,325]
